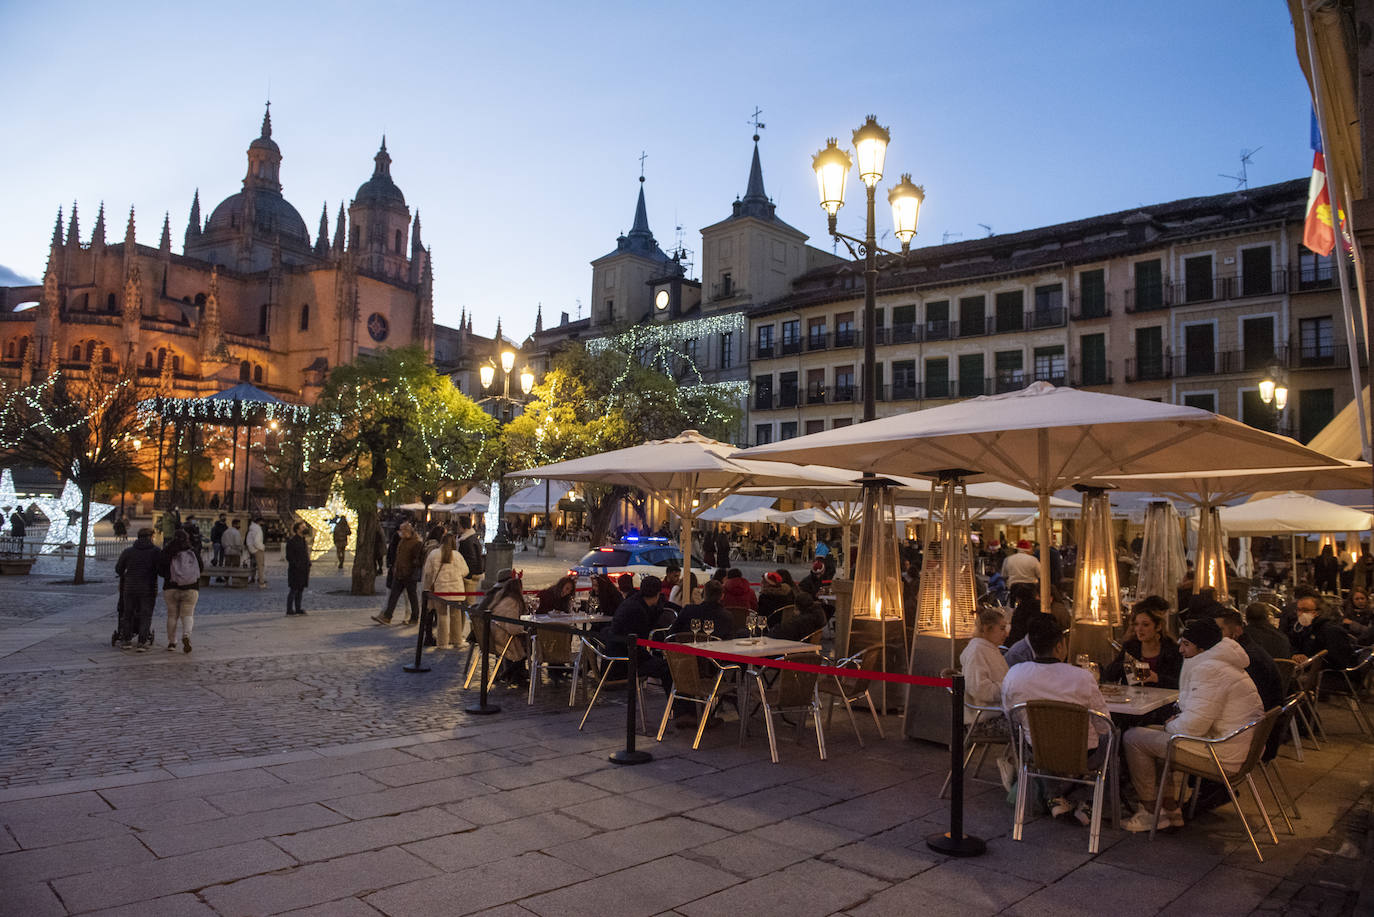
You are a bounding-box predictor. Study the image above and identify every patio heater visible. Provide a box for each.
[904,472,979,744]
[1136,501,1186,631]
[1193,503,1229,603]
[1068,486,1121,668]
[838,480,906,711]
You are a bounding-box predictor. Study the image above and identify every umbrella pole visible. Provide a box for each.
[1292,534,1298,592]
[1038,430,1052,614]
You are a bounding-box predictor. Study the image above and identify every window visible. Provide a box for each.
[805,419,825,436]
[834,312,855,346]
[1032,284,1063,327]
[995,290,1023,333]
[754,374,773,410]
[101,347,111,363]
[892,304,917,342]
[684,338,698,367]
[107,293,117,311]
[604,299,614,323]
[157,348,167,369]
[1134,259,1163,311]
[1299,247,1335,290]
[1077,269,1107,317]
[1242,317,1276,371]
[4,342,11,359]
[833,418,853,429]
[299,303,310,331]
[719,272,733,297]
[1184,255,1214,302]
[958,296,985,336]
[756,324,774,358]
[1299,316,1334,365]
[958,353,985,396]
[1134,326,1164,380]
[926,300,950,340]
[925,357,949,398]
[395,229,404,253]
[779,371,798,407]
[1182,392,1217,412]
[754,423,773,445]
[995,350,1024,392]
[892,359,917,399]
[173,354,182,373]
[1079,334,1107,385]
[240,360,250,381]
[258,304,269,335]
[85,341,96,361]
[144,352,154,369]
[253,364,263,383]
[834,365,854,401]
[195,293,206,306]
[1183,323,1215,375]
[70,344,81,361]
[807,368,826,404]
[719,331,734,368]
[1298,388,1335,443]
[807,317,827,350]
[781,320,801,354]
[779,421,798,440]
[1033,345,1065,384]
[1240,247,1273,296]
[1241,389,1278,433]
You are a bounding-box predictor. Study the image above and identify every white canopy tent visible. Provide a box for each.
[503,480,576,516]
[452,487,491,513]
[1218,491,1374,535]
[697,495,777,522]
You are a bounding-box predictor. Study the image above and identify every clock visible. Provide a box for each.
[654,290,670,311]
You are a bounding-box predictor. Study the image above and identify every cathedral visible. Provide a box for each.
[0,105,435,402]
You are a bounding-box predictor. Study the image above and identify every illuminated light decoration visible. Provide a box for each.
[294,482,358,562]
[0,469,22,516]
[34,479,114,555]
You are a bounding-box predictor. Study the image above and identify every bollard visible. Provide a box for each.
[926,672,987,857]
[465,607,501,716]
[608,633,652,765]
[402,591,432,673]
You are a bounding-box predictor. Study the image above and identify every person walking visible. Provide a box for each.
[285,521,311,616]
[373,521,425,625]
[159,528,202,653]
[246,516,267,589]
[421,533,469,647]
[114,527,161,650]
[331,516,351,570]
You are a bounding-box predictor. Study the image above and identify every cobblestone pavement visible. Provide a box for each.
[0,557,1371,915]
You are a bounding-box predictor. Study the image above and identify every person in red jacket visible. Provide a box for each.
[721,567,757,611]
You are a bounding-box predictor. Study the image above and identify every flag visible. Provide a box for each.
[1305,111,1335,256]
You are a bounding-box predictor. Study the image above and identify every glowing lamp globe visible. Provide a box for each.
[479,360,496,390]
[812,138,852,217]
[851,115,890,189]
[887,174,924,247]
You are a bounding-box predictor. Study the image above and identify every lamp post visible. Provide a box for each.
[1258,365,1289,433]
[120,437,142,515]
[812,116,924,421]
[479,349,535,579]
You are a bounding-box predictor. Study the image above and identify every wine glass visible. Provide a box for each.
[702,619,716,639]
[1134,661,1152,685]
[690,618,702,642]
[1074,653,1091,670]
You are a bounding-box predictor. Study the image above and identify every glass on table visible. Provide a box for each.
[702,619,715,639]
[690,618,702,642]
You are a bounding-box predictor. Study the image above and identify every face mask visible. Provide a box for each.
[1297,612,1316,627]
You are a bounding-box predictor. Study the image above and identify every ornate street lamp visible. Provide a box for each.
[479,347,536,560]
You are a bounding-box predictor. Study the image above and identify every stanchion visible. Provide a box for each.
[609,633,652,765]
[465,607,500,715]
[403,591,432,673]
[926,673,987,857]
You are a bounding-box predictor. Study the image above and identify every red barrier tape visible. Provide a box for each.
[636,638,953,689]
[429,587,594,599]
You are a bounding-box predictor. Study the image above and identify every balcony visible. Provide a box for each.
[711,280,741,299]
[1219,269,1288,300]
[890,323,922,345]
[1028,307,1066,330]
[806,333,828,353]
[1167,345,1290,378]
[753,392,773,411]
[806,386,827,405]
[957,314,986,337]
[1291,264,1343,292]
[1123,358,1170,383]
[752,343,775,360]
[994,371,1026,394]
[780,339,802,356]
[1069,291,1112,321]
[777,389,799,408]
[925,320,952,342]
[1030,369,1068,386]
[1070,360,1114,387]
[890,383,920,402]
[1124,282,1171,313]
[831,385,855,403]
[993,312,1024,335]
[954,376,990,397]
[832,329,859,349]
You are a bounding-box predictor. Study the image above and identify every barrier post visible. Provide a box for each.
[926,672,987,857]
[465,607,500,715]
[402,591,432,673]
[609,634,652,765]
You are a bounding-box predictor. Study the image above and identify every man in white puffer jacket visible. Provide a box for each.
[1122,618,1264,832]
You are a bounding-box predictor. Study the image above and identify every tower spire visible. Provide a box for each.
[185,189,202,248]
[124,206,136,248]
[315,202,330,256]
[535,302,543,334]
[91,202,107,247]
[333,202,346,253]
[159,213,172,252]
[51,206,64,249]
[731,115,778,221]
[66,202,79,248]
[261,100,272,140]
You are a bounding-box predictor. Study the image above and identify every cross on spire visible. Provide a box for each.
[638,150,647,183]
[749,106,766,142]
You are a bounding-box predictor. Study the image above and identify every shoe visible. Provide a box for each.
[296,609,307,616]
[997,757,1017,793]
[258,583,267,589]
[136,643,150,654]
[167,642,176,652]
[1048,796,1074,818]
[1122,808,1169,833]
[1073,801,1092,827]
[120,640,133,650]
[1164,808,1184,828]
[182,636,191,654]
[405,618,419,626]
[371,614,392,625]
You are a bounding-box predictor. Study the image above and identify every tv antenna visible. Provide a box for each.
[942,231,963,244]
[1219,147,1261,189]
[978,223,994,238]
[575,298,583,320]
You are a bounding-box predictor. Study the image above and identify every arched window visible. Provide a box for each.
[299,303,310,331]
[85,341,95,361]
[156,348,167,370]
[259,304,269,335]
[395,229,403,253]
[5,342,13,359]
[19,337,27,356]
[144,352,154,369]
[194,293,206,306]
[101,347,111,363]
[240,360,250,381]
[107,293,117,311]
[253,364,263,383]
[172,354,182,373]
[70,345,81,362]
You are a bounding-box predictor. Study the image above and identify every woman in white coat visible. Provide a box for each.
[422,534,469,648]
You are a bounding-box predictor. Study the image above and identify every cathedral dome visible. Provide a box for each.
[353,138,407,209]
[204,189,310,243]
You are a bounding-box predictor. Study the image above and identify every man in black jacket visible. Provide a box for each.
[115,527,161,650]
[671,580,733,639]
[1216,609,1283,710]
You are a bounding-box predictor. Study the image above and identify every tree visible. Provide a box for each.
[502,343,742,545]
[303,347,498,595]
[0,369,146,583]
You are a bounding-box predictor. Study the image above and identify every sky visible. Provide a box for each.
[0,1,1316,340]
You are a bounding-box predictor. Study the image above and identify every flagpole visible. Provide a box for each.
[1302,0,1371,464]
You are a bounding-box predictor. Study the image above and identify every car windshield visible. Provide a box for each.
[579,549,630,566]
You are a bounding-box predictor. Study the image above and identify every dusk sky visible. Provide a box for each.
[2,1,1315,340]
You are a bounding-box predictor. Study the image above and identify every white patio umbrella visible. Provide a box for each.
[503,480,576,516]
[1218,491,1374,535]
[738,382,1343,612]
[452,486,491,513]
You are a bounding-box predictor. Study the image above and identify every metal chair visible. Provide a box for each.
[655,634,736,750]
[1259,698,1304,833]
[752,652,826,763]
[1319,645,1372,736]
[463,608,517,691]
[1272,657,1305,761]
[1008,700,1118,855]
[939,699,1010,799]
[576,633,647,733]
[1148,708,1281,863]
[1291,651,1329,747]
[819,643,886,749]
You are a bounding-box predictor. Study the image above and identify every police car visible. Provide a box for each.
[570,536,712,586]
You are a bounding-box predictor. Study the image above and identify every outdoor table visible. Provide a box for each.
[1099,685,1178,717]
[704,636,821,747]
[519,612,612,706]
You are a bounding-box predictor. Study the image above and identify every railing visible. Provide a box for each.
[777,389,799,408]
[925,320,952,342]
[1123,357,1170,382]
[831,385,855,403]
[1168,345,1292,377]
[958,314,986,337]
[1070,361,1113,387]
[1124,282,1171,313]
[806,386,826,405]
[780,339,802,356]
[832,329,859,349]
[754,391,773,410]
[1030,369,1068,386]
[1220,269,1289,300]
[752,343,775,360]
[1290,343,1368,370]
[890,323,922,344]
[711,281,739,299]
[806,333,828,352]
[1069,292,1111,320]
[994,371,1026,394]
[1027,307,1066,329]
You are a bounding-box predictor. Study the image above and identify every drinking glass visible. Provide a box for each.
[1074,653,1091,669]
[1135,661,1152,684]
[703,619,715,639]
[690,618,702,642]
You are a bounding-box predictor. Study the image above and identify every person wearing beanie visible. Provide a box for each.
[1002,539,1040,587]
[757,570,793,620]
[1121,617,1263,832]
[798,560,827,598]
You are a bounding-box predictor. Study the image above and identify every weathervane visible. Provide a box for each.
[749,106,766,141]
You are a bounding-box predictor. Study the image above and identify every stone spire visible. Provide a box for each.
[50,206,64,249]
[91,202,107,248]
[332,202,346,254]
[243,101,283,193]
[124,206,136,249]
[413,247,434,349]
[66,202,79,249]
[494,318,503,354]
[459,306,466,333]
[200,265,223,358]
[731,132,777,221]
[409,211,424,283]
[315,203,330,257]
[629,181,651,239]
[184,190,202,249]
[159,213,172,253]
[535,302,543,334]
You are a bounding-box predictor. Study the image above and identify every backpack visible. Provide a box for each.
[170,549,200,587]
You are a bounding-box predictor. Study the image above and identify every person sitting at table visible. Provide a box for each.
[1005,583,1044,647]
[769,592,826,642]
[1340,587,1373,644]
[1286,592,1356,670]
[670,579,734,639]
[798,560,827,598]
[775,567,801,601]
[616,573,636,601]
[659,563,682,604]
[1243,602,1292,662]
[1103,597,1183,689]
[484,573,530,687]
[758,571,793,620]
[536,575,577,614]
[961,606,1015,789]
[722,568,758,611]
[590,573,623,617]
[1122,618,1263,832]
[1002,615,1112,826]
[669,572,702,608]
[1215,608,1283,711]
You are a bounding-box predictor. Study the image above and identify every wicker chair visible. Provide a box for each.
[1008,700,1119,855]
[527,628,578,706]
[751,652,827,763]
[655,634,737,750]
[463,608,517,691]
[726,606,752,637]
[819,643,885,749]
[1148,707,1281,863]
